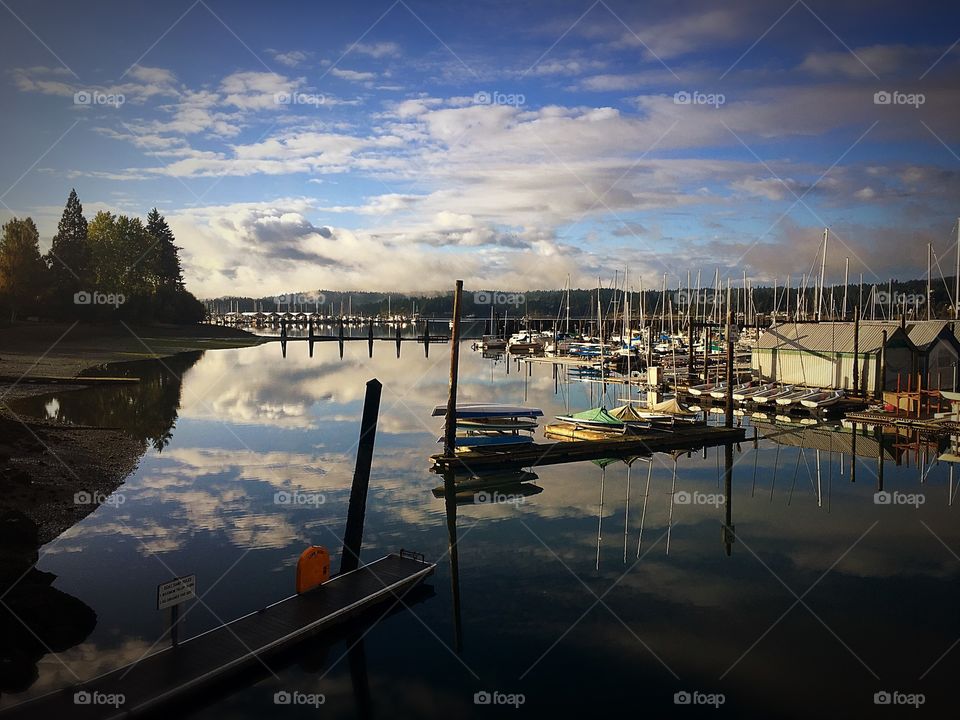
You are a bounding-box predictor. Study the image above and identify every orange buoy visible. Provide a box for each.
[295,546,330,594]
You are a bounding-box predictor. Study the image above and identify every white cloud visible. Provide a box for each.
[330,68,377,82]
[272,49,309,67]
[352,41,401,58]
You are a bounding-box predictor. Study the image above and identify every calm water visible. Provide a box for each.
[3,338,959,718]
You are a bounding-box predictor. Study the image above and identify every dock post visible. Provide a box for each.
[340,378,383,574]
[725,305,734,428]
[443,281,464,458]
[368,319,374,358]
[852,304,860,397]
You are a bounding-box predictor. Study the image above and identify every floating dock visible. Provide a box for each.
[430,425,745,471]
[3,553,434,720]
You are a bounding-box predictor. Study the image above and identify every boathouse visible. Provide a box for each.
[753,320,960,394]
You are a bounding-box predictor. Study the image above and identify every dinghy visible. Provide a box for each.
[733,383,775,402]
[799,390,843,409]
[555,406,625,431]
[431,403,543,418]
[775,388,819,406]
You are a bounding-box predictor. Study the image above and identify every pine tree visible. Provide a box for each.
[0,217,48,320]
[47,189,90,298]
[146,208,183,289]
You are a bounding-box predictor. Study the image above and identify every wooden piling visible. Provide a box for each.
[725,305,734,428]
[852,304,860,397]
[340,378,383,574]
[443,280,464,458]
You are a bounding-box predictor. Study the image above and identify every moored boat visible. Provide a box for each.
[775,388,819,406]
[799,390,843,409]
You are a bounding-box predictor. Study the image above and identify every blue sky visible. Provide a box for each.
[1,0,959,297]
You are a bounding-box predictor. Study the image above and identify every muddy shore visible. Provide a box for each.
[0,322,265,544]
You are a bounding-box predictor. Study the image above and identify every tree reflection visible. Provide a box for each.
[10,351,203,452]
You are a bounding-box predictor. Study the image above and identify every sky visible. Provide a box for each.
[1,0,959,298]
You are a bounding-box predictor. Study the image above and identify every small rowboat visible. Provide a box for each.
[800,390,843,409]
[431,403,543,418]
[775,388,819,406]
[710,381,748,399]
[436,433,535,449]
[456,418,538,431]
[555,406,625,430]
[753,385,794,404]
[733,383,775,402]
[687,383,716,397]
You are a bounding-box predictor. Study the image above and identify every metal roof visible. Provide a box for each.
[756,322,907,353]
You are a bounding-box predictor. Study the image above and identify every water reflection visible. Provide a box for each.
[0,511,96,696]
[4,341,960,718]
[9,351,203,453]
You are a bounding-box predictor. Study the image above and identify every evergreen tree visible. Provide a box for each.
[0,217,48,320]
[146,209,183,289]
[47,190,90,304]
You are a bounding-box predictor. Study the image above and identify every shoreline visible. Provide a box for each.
[0,322,264,546]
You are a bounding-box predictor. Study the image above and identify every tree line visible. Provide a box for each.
[0,190,204,323]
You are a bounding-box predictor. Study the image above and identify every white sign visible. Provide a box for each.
[157,575,196,610]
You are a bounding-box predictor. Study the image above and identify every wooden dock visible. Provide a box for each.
[844,411,960,435]
[2,553,434,720]
[430,425,745,471]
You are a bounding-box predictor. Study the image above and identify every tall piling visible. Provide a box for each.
[340,378,383,574]
[443,280,464,458]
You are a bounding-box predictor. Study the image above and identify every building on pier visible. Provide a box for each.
[752,320,960,393]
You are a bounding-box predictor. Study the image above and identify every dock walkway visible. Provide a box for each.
[2,553,435,720]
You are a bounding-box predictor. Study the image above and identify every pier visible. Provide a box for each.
[2,553,435,720]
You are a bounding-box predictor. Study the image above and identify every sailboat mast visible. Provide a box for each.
[955,218,960,319]
[817,228,828,321]
[842,257,849,320]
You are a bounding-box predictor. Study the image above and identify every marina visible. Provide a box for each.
[1,3,958,716]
